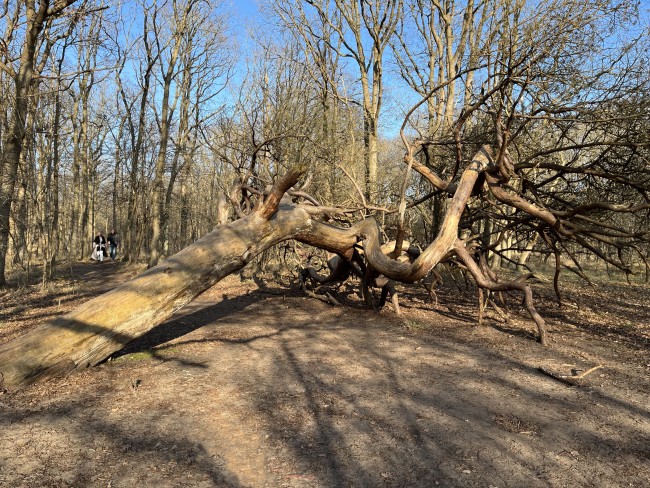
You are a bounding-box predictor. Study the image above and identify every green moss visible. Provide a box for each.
[403,319,430,331]
[114,350,155,362]
[113,346,180,363]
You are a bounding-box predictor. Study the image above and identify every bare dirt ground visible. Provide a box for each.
[0,260,649,487]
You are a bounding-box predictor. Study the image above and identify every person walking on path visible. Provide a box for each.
[93,232,107,262]
[107,229,120,261]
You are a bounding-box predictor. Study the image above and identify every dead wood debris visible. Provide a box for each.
[298,275,341,306]
[538,364,604,386]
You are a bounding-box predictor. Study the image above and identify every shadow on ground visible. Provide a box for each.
[1,279,649,487]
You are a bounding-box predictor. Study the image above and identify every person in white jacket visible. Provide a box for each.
[93,232,107,262]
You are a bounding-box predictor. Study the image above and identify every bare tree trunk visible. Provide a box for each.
[12,155,30,267]
[0,2,45,285]
[40,45,66,281]
[517,233,539,271]
[0,167,307,386]
[364,115,378,201]
[121,4,159,264]
[148,0,194,268]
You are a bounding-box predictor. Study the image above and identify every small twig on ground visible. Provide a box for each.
[538,364,604,386]
[572,364,604,379]
[324,292,341,306]
[538,367,579,386]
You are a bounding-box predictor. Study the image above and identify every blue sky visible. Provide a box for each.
[232,0,262,17]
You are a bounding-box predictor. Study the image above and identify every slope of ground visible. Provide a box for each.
[0,261,648,487]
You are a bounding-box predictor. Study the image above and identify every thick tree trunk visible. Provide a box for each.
[0,207,305,388]
[0,169,309,387]
[0,140,22,284]
[0,150,479,385]
[0,1,52,286]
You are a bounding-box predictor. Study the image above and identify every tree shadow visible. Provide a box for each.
[2,293,649,487]
[241,308,650,487]
[0,396,249,487]
[113,288,287,358]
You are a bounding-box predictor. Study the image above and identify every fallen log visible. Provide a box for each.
[0,146,549,387]
[0,168,312,387]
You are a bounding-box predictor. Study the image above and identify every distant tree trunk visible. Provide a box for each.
[148,67,176,268]
[363,113,378,201]
[148,0,192,268]
[40,43,67,281]
[44,100,62,281]
[71,93,91,259]
[0,2,48,286]
[121,4,159,264]
[274,0,401,202]
[517,233,539,271]
[163,58,195,255]
[12,151,30,267]
[111,121,123,232]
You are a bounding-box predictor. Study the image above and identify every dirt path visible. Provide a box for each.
[1,267,649,487]
[0,260,139,344]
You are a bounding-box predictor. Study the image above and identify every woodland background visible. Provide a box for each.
[0,0,648,288]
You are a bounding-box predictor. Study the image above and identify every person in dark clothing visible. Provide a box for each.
[93,232,107,262]
[107,229,120,261]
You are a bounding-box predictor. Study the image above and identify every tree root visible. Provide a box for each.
[378,280,401,315]
[299,282,341,306]
[298,265,342,306]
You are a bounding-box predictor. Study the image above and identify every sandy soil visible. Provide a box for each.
[0,261,648,487]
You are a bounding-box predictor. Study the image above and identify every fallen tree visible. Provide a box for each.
[2,0,648,391]
[0,145,556,388]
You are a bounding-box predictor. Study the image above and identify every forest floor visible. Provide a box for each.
[0,259,649,487]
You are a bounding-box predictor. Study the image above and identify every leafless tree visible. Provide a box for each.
[273,0,403,201]
[0,0,82,285]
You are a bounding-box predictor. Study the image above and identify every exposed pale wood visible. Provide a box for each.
[0,169,308,387]
[537,365,603,386]
[573,364,603,379]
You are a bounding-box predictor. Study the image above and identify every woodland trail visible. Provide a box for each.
[0,267,649,487]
